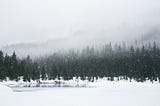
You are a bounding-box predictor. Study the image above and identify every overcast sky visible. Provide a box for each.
[0,0,160,47]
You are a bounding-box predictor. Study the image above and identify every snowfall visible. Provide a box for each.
[0,79,160,106]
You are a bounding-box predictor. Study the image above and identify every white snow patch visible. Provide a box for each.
[0,83,12,94]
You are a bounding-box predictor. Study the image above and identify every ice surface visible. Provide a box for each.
[0,80,160,106]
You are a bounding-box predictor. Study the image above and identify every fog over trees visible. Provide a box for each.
[0,41,160,83]
[0,0,160,83]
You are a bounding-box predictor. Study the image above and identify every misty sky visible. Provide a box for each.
[0,0,160,47]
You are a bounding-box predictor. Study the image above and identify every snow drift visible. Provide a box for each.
[0,83,12,93]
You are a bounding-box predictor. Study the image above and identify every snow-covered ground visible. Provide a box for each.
[0,79,160,106]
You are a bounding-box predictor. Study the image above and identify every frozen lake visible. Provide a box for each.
[1,80,160,106]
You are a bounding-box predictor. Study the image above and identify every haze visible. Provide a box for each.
[0,0,160,56]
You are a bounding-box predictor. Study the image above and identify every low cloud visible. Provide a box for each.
[1,0,160,56]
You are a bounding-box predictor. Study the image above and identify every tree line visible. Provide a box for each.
[0,41,160,82]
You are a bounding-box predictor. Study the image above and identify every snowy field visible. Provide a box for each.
[0,79,160,106]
